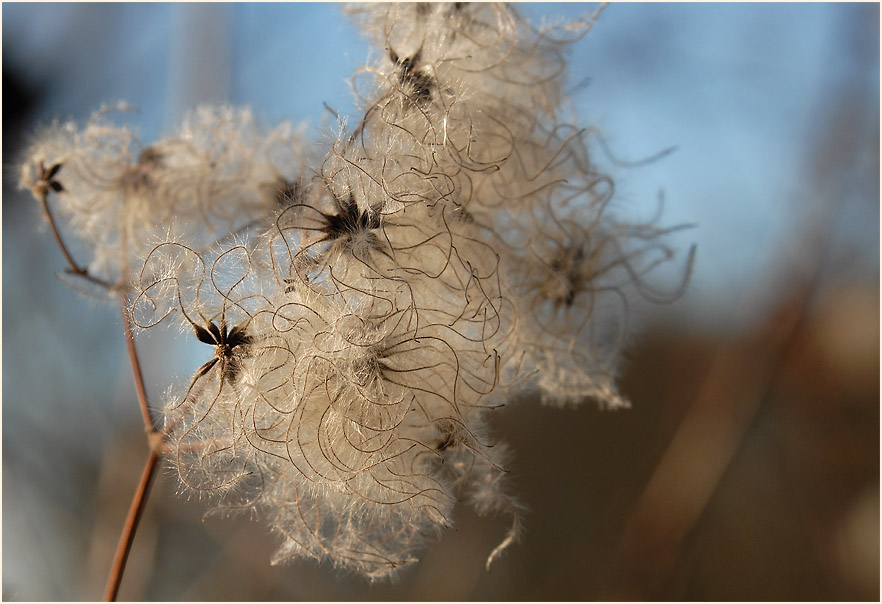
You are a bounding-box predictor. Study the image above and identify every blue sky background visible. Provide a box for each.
[6,3,877,326]
[3,3,878,600]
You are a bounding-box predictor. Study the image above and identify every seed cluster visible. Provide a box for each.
[20,3,689,579]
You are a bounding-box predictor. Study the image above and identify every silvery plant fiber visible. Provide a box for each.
[20,3,690,580]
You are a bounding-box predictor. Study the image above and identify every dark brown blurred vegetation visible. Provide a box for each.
[67,270,876,601]
[86,283,876,601]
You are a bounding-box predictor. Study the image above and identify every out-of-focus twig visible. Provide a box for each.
[608,278,816,597]
[605,26,873,590]
[605,160,841,597]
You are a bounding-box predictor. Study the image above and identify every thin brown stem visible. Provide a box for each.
[103,450,160,602]
[102,294,164,601]
[120,296,155,434]
[38,189,84,274]
[35,180,160,598]
[37,189,116,290]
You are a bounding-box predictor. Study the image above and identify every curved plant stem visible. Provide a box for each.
[35,178,162,600]
[120,296,155,434]
[38,189,84,275]
[102,296,164,601]
[38,190,114,290]
[103,450,160,602]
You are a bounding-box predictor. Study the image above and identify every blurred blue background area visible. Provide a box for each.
[3,3,878,600]
[5,3,877,322]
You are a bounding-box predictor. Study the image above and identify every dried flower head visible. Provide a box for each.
[20,104,307,285]
[23,2,692,582]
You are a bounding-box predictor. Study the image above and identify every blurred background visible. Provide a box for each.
[3,3,878,600]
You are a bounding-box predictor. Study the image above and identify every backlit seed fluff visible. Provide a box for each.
[20,2,691,580]
[20,104,307,284]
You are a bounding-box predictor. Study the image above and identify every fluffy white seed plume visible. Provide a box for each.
[149,1,690,577]
[160,270,509,577]
[22,2,690,581]
[20,104,307,287]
